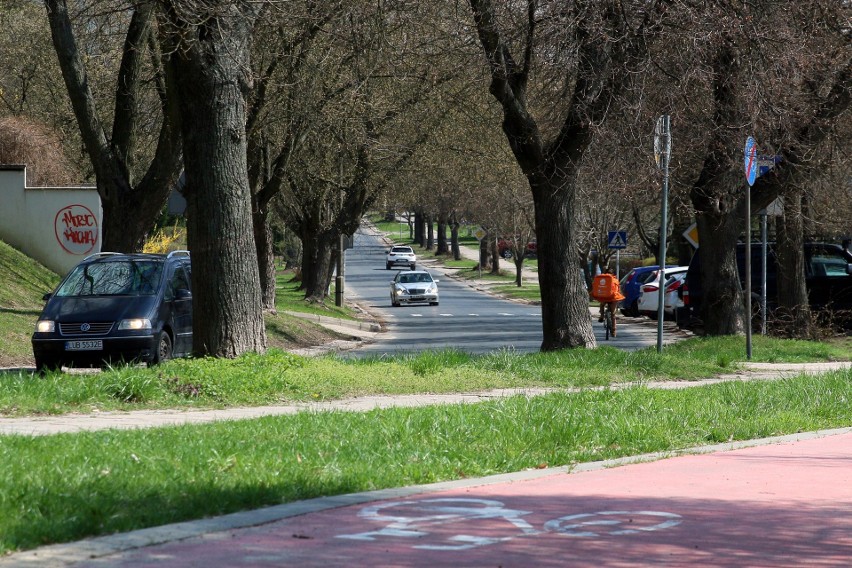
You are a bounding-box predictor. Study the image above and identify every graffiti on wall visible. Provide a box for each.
[55,204,98,255]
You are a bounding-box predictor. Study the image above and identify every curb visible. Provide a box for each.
[283,311,382,333]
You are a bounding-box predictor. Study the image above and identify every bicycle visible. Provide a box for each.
[600,301,616,340]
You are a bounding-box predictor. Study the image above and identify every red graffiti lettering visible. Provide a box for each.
[64,229,95,244]
[62,210,95,228]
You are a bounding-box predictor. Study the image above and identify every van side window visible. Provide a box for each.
[167,267,190,300]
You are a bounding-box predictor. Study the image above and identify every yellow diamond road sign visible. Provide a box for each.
[683,223,699,249]
[473,227,486,241]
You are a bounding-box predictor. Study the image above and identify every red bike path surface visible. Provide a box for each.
[9,427,852,567]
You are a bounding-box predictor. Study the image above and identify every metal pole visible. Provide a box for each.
[745,186,752,359]
[335,237,344,307]
[616,249,620,280]
[656,115,670,354]
[335,153,344,307]
[760,213,767,335]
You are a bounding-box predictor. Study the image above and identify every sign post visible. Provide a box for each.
[654,115,671,353]
[743,137,758,360]
[473,226,486,279]
[607,231,627,279]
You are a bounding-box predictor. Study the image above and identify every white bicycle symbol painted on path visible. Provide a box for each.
[336,498,681,551]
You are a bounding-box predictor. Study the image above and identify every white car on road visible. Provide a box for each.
[386,245,417,270]
[390,270,439,306]
[637,266,688,319]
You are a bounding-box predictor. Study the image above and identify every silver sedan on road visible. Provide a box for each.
[390,270,439,306]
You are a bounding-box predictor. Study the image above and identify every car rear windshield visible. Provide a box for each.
[392,247,412,253]
[56,260,164,297]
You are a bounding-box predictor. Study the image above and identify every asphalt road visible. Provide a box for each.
[344,226,689,355]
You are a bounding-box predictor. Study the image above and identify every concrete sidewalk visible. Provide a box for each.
[0,361,848,437]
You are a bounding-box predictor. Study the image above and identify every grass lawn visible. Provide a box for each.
[1,361,850,554]
[0,334,848,415]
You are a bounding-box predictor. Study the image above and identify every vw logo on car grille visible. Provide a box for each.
[80,323,91,332]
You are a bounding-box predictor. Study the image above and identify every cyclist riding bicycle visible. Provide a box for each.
[590,269,625,337]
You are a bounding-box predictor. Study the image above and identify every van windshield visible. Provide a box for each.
[55,261,164,297]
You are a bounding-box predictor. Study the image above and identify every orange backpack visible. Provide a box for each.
[591,273,619,302]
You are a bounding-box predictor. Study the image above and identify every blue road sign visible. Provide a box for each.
[744,137,758,186]
[608,231,627,249]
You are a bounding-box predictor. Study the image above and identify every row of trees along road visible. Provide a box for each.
[1,0,849,355]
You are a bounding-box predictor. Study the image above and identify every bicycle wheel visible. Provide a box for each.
[604,310,611,340]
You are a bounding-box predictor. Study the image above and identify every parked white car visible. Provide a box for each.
[637,266,688,319]
[390,270,439,306]
[386,245,417,270]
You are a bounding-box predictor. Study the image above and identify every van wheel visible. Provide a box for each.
[152,331,173,365]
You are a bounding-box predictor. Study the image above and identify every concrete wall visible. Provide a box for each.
[0,165,101,276]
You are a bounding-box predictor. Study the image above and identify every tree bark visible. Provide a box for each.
[165,1,266,357]
[776,191,811,335]
[436,216,448,255]
[252,205,276,312]
[299,228,336,301]
[489,237,500,275]
[450,221,461,261]
[533,175,596,349]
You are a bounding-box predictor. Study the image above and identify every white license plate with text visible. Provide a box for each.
[65,340,103,351]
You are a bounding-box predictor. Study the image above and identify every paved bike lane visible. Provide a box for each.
[18,428,851,567]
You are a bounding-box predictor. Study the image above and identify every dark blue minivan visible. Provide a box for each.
[31,251,192,372]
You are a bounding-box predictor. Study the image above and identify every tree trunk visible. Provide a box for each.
[436,216,448,255]
[514,255,524,287]
[252,206,276,312]
[413,210,425,247]
[168,2,266,358]
[489,237,500,275]
[450,214,461,260]
[300,229,336,301]
[776,191,811,335]
[534,179,596,350]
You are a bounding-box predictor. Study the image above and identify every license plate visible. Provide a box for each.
[65,340,103,351]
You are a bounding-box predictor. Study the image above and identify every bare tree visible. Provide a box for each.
[673,1,851,335]
[44,0,183,252]
[467,0,669,350]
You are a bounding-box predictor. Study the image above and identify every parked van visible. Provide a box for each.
[680,242,852,329]
[31,251,192,371]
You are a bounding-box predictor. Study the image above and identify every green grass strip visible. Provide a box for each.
[0,335,847,416]
[0,369,850,553]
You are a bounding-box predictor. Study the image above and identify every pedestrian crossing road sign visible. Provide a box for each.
[608,231,627,249]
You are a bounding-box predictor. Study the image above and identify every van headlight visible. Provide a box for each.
[118,318,152,331]
[35,320,55,333]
